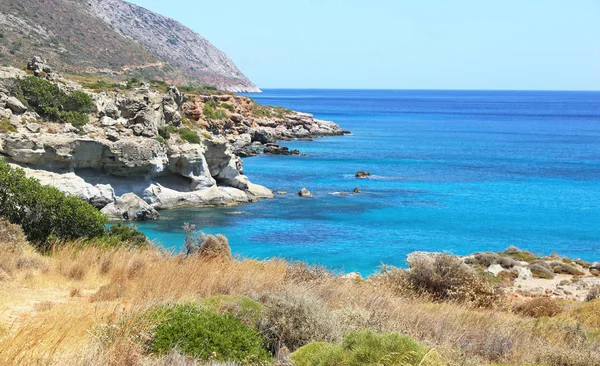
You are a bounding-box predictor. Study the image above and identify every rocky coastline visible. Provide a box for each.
[0,58,348,220]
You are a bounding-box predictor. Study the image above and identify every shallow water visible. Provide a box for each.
[134,89,600,275]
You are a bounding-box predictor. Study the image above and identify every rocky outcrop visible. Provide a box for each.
[0,64,273,217]
[101,193,159,220]
[183,94,349,156]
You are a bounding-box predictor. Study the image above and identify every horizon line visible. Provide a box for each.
[245,87,600,93]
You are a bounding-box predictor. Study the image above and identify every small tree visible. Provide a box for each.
[183,223,205,256]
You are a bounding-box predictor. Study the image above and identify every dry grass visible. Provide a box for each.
[0,234,599,365]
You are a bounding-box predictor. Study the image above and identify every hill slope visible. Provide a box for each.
[0,0,260,92]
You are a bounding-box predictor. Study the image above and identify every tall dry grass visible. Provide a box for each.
[0,233,599,365]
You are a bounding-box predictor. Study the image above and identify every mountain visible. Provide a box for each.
[0,0,260,92]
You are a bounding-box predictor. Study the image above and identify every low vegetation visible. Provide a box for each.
[0,118,16,133]
[9,75,93,127]
[0,179,599,365]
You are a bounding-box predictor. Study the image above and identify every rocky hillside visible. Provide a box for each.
[0,58,345,220]
[0,0,259,92]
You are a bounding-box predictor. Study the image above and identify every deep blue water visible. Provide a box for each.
[134,89,600,275]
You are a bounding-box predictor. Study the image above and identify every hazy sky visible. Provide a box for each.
[128,0,599,90]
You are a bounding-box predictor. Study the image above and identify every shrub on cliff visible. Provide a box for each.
[146,304,271,364]
[178,128,201,144]
[9,76,93,127]
[291,330,442,366]
[0,159,106,247]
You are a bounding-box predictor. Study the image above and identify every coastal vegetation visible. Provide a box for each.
[1,203,599,365]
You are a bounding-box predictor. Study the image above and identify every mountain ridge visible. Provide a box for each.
[0,0,260,92]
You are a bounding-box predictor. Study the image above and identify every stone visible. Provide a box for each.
[5,97,27,114]
[406,251,444,268]
[99,116,117,127]
[353,187,360,194]
[0,108,12,120]
[341,272,363,280]
[298,188,312,197]
[64,123,79,133]
[514,266,533,280]
[355,171,371,179]
[591,262,600,271]
[101,193,159,221]
[27,56,52,75]
[25,123,41,133]
[106,129,120,142]
[486,264,504,276]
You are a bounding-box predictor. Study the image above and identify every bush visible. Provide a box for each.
[290,330,442,366]
[392,254,500,307]
[0,118,16,133]
[106,224,148,248]
[586,286,600,302]
[183,223,231,259]
[147,304,271,363]
[465,252,500,268]
[220,103,235,112]
[257,292,342,352]
[201,295,262,324]
[203,103,217,119]
[504,246,538,262]
[178,128,200,144]
[10,76,92,126]
[529,263,555,279]
[158,125,177,140]
[515,297,562,318]
[550,261,584,276]
[0,160,106,247]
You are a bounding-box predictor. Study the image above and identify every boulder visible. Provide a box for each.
[353,187,360,194]
[298,188,312,197]
[25,123,41,133]
[27,56,52,75]
[486,264,504,276]
[514,266,533,280]
[406,251,444,268]
[5,97,27,114]
[0,108,12,120]
[355,171,371,179]
[100,116,117,127]
[101,193,159,221]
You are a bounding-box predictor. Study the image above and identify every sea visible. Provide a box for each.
[133,89,600,275]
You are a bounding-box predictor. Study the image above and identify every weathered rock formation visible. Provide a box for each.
[0,62,273,219]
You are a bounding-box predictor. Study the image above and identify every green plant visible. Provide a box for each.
[154,136,166,145]
[215,109,227,120]
[503,246,538,262]
[0,118,16,133]
[158,125,177,140]
[220,103,235,112]
[202,103,217,119]
[0,160,106,247]
[10,76,92,127]
[178,128,200,144]
[106,224,148,248]
[147,304,271,363]
[200,295,262,324]
[291,330,442,366]
[257,292,342,352]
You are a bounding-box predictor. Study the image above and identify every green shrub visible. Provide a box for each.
[106,224,148,248]
[215,109,227,120]
[157,125,174,140]
[220,103,235,112]
[10,76,92,126]
[257,292,342,352]
[203,103,217,119]
[503,246,538,262]
[0,159,106,247]
[178,128,200,144]
[147,304,271,363]
[550,261,584,275]
[201,295,262,324]
[290,330,441,366]
[0,118,16,133]
[154,136,166,145]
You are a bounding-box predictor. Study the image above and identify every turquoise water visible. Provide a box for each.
[134,89,600,275]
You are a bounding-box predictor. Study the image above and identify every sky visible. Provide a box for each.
[128,0,599,90]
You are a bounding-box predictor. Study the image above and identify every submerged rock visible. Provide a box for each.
[355,171,370,179]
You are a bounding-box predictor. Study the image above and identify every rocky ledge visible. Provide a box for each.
[0,58,348,220]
